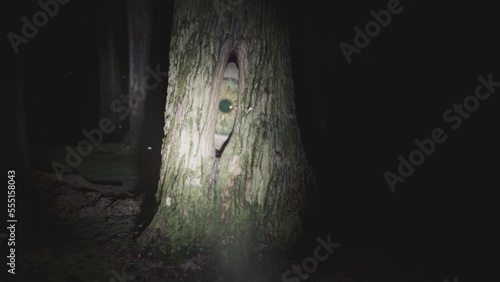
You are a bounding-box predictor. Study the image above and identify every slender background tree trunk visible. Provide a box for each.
[122,0,153,146]
[3,56,39,253]
[98,0,123,128]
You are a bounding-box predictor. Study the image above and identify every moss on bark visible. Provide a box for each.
[137,0,315,268]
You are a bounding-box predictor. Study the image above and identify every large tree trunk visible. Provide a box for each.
[122,0,153,146]
[137,0,315,271]
[98,0,123,128]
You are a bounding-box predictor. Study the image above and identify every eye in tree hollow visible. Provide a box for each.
[214,61,239,156]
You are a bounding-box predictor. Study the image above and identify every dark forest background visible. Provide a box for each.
[2,0,499,280]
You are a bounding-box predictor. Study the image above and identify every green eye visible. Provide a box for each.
[219,99,233,113]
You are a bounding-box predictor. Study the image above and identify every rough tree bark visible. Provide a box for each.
[137,0,315,267]
[122,0,153,146]
[98,0,123,127]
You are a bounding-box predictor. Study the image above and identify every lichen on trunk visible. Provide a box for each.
[136,0,315,267]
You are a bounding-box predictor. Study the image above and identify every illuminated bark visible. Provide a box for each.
[137,0,315,266]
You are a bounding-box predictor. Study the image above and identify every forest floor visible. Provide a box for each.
[9,143,434,282]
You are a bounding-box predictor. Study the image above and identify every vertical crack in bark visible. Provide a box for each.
[208,157,220,199]
[229,0,246,41]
